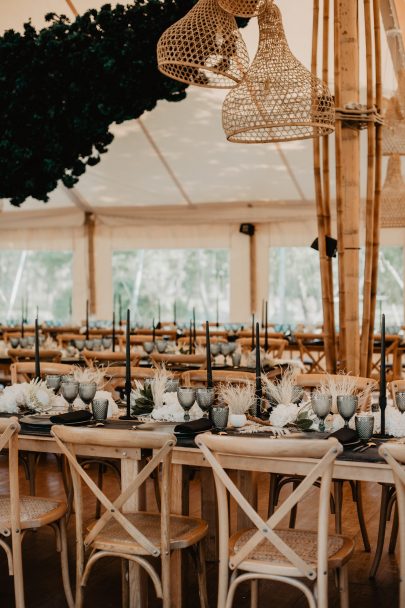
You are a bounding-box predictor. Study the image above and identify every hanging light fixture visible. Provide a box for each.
[380,155,405,227]
[218,0,267,18]
[157,0,249,89]
[222,1,335,143]
[382,95,405,156]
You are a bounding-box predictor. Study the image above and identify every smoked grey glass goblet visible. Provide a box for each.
[93,339,102,350]
[177,387,196,422]
[396,392,405,413]
[156,340,167,353]
[46,374,62,393]
[84,339,94,351]
[196,387,215,418]
[337,395,358,429]
[220,343,232,366]
[10,337,20,348]
[210,343,221,366]
[143,342,155,355]
[79,382,97,411]
[20,338,28,348]
[75,339,85,352]
[61,381,79,412]
[311,394,332,432]
[102,338,112,350]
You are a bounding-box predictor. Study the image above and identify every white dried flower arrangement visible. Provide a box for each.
[315,372,372,414]
[151,365,173,409]
[72,366,105,388]
[218,381,255,415]
[262,366,301,406]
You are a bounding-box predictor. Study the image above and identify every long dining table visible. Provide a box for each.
[15,425,397,608]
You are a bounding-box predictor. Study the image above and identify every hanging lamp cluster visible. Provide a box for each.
[157,0,335,143]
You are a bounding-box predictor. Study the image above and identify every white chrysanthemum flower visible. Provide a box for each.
[269,404,297,427]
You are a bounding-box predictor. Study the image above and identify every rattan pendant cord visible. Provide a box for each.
[222,1,335,143]
[218,0,267,18]
[156,0,249,89]
[381,155,405,227]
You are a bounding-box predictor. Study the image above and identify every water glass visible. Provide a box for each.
[46,374,62,393]
[102,338,112,350]
[75,339,85,351]
[84,339,94,351]
[143,342,155,355]
[10,337,20,348]
[61,381,79,412]
[396,392,405,413]
[337,395,358,428]
[196,387,215,418]
[211,405,229,430]
[210,343,221,365]
[165,379,180,393]
[93,339,102,350]
[79,382,97,410]
[20,338,28,348]
[92,398,109,421]
[177,387,196,422]
[311,394,332,432]
[156,340,167,354]
[355,415,374,441]
[232,352,242,367]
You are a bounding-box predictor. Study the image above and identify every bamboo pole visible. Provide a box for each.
[85,212,97,316]
[249,229,257,317]
[367,0,383,375]
[339,0,361,375]
[360,0,376,376]
[312,0,336,371]
[334,0,346,370]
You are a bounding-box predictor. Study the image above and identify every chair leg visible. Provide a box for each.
[58,518,74,608]
[27,452,37,496]
[369,484,392,578]
[289,480,299,529]
[268,473,279,517]
[194,542,209,608]
[250,579,258,608]
[353,482,371,552]
[334,481,343,534]
[121,559,129,608]
[389,503,399,555]
[338,565,349,608]
[95,463,104,519]
[11,528,25,608]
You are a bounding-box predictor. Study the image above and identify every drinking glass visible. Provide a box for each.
[177,387,196,422]
[311,394,332,432]
[220,343,232,366]
[20,338,28,348]
[102,338,112,350]
[232,352,242,367]
[61,381,79,412]
[46,374,62,393]
[10,337,20,348]
[92,398,109,421]
[211,405,229,430]
[93,339,102,350]
[26,336,35,347]
[396,392,405,413]
[84,339,94,351]
[196,387,215,418]
[143,342,155,355]
[337,395,358,428]
[355,415,374,441]
[75,339,85,352]
[165,379,179,393]
[79,382,97,411]
[210,343,221,366]
[156,340,167,354]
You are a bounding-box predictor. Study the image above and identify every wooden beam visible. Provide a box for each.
[85,212,96,316]
[381,0,405,72]
[249,230,257,316]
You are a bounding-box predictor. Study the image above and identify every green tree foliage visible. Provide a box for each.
[0,1,247,206]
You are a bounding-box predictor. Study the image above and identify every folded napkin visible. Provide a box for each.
[329,427,358,445]
[174,418,213,435]
[50,410,92,425]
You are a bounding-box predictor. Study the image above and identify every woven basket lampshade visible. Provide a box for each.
[218,0,267,18]
[381,155,405,227]
[156,0,249,89]
[222,2,335,143]
[382,95,405,156]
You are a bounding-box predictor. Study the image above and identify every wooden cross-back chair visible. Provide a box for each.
[236,337,288,357]
[379,443,405,607]
[117,334,158,350]
[51,425,208,607]
[294,333,327,373]
[177,336,227,349]
[150,353,206,368]
[56,333,87,349]
[237,328,280,339]
[82,349,140,368]
[0,418,73,608]
[10,362,74,385]
[371,334,401,380]
[8,348,62,364]
[103,366,156,399]
[197,434,354,608]
[389,378,405,402]
[181,369,255,388]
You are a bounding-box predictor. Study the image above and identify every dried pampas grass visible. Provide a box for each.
[72,366,105,388]
[262,366,301,406]
[151,365,173,409]
[218,381,255,414]
[315,372,373,413]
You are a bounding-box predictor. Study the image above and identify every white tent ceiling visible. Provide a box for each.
[0,0,401,225]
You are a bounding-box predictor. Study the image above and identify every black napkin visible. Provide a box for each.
[50,410,92,425]
[174,418,213,435]
[329,427,358,445]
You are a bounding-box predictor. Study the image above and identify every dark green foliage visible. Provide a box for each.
[131,384,154,415]
[0,2,247,206]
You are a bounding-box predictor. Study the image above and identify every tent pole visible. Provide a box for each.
[85,212,97,316]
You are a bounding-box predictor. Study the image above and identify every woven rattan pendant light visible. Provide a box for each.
[222,1,335,143]
[157,0,249,89]
[218,0,267,18]
[382,95,405,156]
[381,155,405,227]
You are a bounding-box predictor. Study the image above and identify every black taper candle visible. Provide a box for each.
[189,320,193,354]
[261,299,264,329]
[112,311,116,353]
[118,295,122,326]
[173,301,177,326]
[158,301,161,328]
[34,316,41,381]
[380,313,387,435]
[193,307,196,346]
[152,319,155,343]
[251,314,255,350]
[255,322,262,417]
[205,321,213,388]
[264,301,269,352]
[21,308,24,339]
[216,298,219,328]
[85,300,89,340]
[125,309,131,418]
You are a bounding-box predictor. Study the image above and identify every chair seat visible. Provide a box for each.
[230,528,354,572]
[0,495,67,530]
[89,511,208,555]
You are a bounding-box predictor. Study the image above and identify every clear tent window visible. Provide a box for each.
[112,249,230,326]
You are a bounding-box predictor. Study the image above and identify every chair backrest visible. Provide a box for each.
[103,366,156,397]
[82,349,140,368]
[177,336,227,349]
[56,333,86,348]
[236,337,288,357]
[293,333,326,373]
[10,362,75,384]
[8,348,62,363]
[51,425,175,593]
[371,334,401,380]
[294,373,377,411]
[181,369,255,387]
[118,335,157,350]
[389,379,405,402]
[197,434,341,589]
[150,353,206,368]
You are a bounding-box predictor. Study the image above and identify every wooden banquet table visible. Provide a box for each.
[16,427,397,608]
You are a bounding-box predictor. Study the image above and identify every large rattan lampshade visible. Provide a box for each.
[382,95,405,156]
[381,155,405,227]
[157,0,249,89]
[218,0,267,18]
[222,2,335,143]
